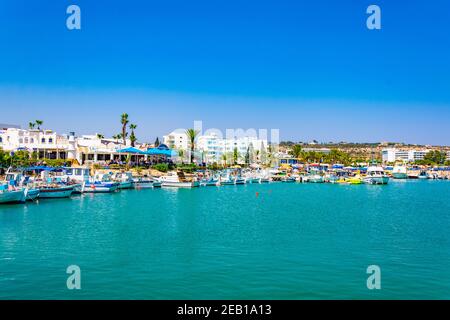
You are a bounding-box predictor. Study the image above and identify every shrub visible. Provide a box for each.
[152,163,169,172]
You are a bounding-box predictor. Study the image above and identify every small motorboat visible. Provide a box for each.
[133,176,162,189]
[82,173,120,193]
[111,172,134,189]
[363,166,389,185]
[201,178,220,186]
[38,184,74,198]
[160,171,199,188]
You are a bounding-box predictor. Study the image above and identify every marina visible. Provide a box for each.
[1,179,450,299]
[1,163,450,205]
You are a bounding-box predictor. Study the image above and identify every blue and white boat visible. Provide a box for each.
[0,185,27,204]
[82,173,120,193]
[111,172,134,189]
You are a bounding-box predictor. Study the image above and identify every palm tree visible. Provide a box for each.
[112,134,119,143]
[96,133,104,139]
[35,120,43,130]
[185,128,199,164]
[121,113,129,145]
[129,124,137,147]
[28,122,36,130]
[233,147,239,165]
[177,149,185,164]
[289,144,302,160]
[154,137,160,147]
[221,153,228,168]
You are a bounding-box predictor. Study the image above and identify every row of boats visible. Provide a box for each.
[2,164,443,204]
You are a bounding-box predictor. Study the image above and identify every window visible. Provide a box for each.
[19,138,23,143]
[0,137,2,143]
[30,138,34,143]
[49,138,53,143]
[25,138,28,143]
[41,138,46,143]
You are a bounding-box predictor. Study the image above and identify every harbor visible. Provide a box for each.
[2,163,450,204]
[1,179,450,299]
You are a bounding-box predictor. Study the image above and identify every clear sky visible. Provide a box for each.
[1,0,449,145]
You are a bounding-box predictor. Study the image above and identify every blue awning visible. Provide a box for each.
[145,148,175,156]
[116,147,146,154]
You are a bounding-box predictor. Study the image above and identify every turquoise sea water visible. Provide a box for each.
[1,180,450,299]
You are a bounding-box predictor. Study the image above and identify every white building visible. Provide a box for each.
[382,148,431,163]
[0,127,71,159]
[163,130,189,151]
[0,127,140,165]
[164,130,268,164]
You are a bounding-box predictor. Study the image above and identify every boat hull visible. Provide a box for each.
[162,181,199,188]
[392,173,408,179]
[39,186,74,198]
[118,181,134,189]
[26,188,40,201]
[0,189,26,204]
[363,176,389,185]
[134,181,162,189]
[83,183,119,193]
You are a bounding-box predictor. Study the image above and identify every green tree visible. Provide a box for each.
[35,120,43,130]
[28,122,36,130]
[424,150,446,165]
[244,147,250,165]
[121,113,129,145]
[185,128,199,163]
[96,133,104,139]
[177,149,185,164]
[289,144,303,159]
[154,137,160,147]
[221,153,228,168]
[233,147,239,165]
[129,124,137,147]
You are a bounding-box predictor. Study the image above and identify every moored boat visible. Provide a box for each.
[392,165,408,179]
[82,173,120,193]
[363,166,389,185]
[0,186,27,204]
[161,171,199,188]
[38,185,74,198]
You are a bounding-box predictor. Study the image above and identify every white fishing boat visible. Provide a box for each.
[363,166,389,185]
[133,176,162,188]
[111,172,134,189]
[161,171,199,188]
[201,178,220,186]
[306,174,324,183]
[282,176,296,183]
[0,185,27,204]
[3,171,39,200]
[418,170,428,179]
[392,165,408,179]
[82,173,120,193]
[38,184,74,198]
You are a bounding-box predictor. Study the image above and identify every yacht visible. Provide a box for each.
[392,165,408,179]
[160,171,199,188]
[363,166,389,185]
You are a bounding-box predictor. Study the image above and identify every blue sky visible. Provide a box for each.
[0,0,449,144]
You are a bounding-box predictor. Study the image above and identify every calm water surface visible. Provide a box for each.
[1,180,450,299]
